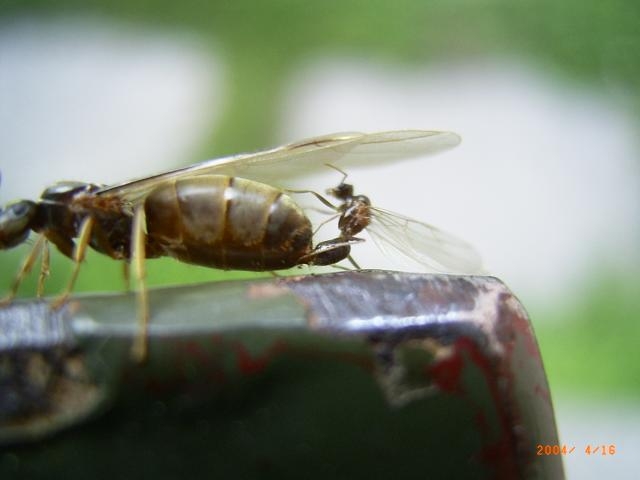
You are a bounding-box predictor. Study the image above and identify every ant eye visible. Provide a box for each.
[356,195,371,206]
[10,202,30,216]
[0,200,37,249]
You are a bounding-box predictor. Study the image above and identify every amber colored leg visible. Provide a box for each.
[51,216,94,309]
[130,206,149,363]
[0,234,46,304]
[36,240,51,297]
[347,254,361,270]
[312,213,340,236]
[286,188,337,210]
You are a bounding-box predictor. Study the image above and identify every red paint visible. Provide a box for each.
[132,337,230,394]
[181,338,228,384]
[232,341,287,376]
[427,347,464,394]
[429,337,520,479]
[463,337,520,479]
[511,311,541,359]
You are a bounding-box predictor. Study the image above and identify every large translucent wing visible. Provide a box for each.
[232,130,462,183]
[366,207,483,274]
[96,130,460,203]
[95,133,363,202]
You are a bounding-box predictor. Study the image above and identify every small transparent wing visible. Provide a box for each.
[366,207,483,274]
[96,130,460,203]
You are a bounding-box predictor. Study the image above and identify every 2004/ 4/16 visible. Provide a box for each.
[536,444,617,456]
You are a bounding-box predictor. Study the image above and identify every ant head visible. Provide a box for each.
[0,200,38,249]
[327,182,354,201]
[353,194,370,206]
[40,181,99,202]
[0,171,38,249]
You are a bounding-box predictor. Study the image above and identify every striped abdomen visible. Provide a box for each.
[144,175,313,271]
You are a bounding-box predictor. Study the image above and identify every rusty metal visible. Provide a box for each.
[0,271,563,479]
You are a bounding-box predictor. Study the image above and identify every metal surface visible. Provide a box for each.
[0,271,563,479]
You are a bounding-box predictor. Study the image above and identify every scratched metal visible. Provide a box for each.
[283,271,492,340]
[0,301,74,352]
[0,271,563,479]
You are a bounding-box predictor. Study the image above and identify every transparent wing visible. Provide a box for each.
[96,130,460,203]
[366,207,483,274]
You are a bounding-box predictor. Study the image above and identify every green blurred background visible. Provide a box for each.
[1,1,639,477]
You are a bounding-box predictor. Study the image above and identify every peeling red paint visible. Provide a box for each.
[463,337,520,479]
[428,337,520,479]
[427,345,465,394]
[511,310,541,359]
[232,341,287,376]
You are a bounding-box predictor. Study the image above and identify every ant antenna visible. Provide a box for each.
[323,163,349,184]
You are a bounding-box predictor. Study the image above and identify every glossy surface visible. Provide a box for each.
[1,271,562,479]
[144,175,312,270]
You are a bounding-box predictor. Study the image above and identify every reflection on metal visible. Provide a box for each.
[0,303,105,444]
[0,271,563,479]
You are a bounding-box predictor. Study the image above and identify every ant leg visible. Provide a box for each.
[313,213,340,236]
[299,237,364,266]
[52,216,94,309]
[313,252,361,271]
[130,206,149,363]
[36,239,50,297]
[286,188,337,210]
[327,263,352,272]
[347,254,361,270]
[319,254,360,272]
[0,234,46,304]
